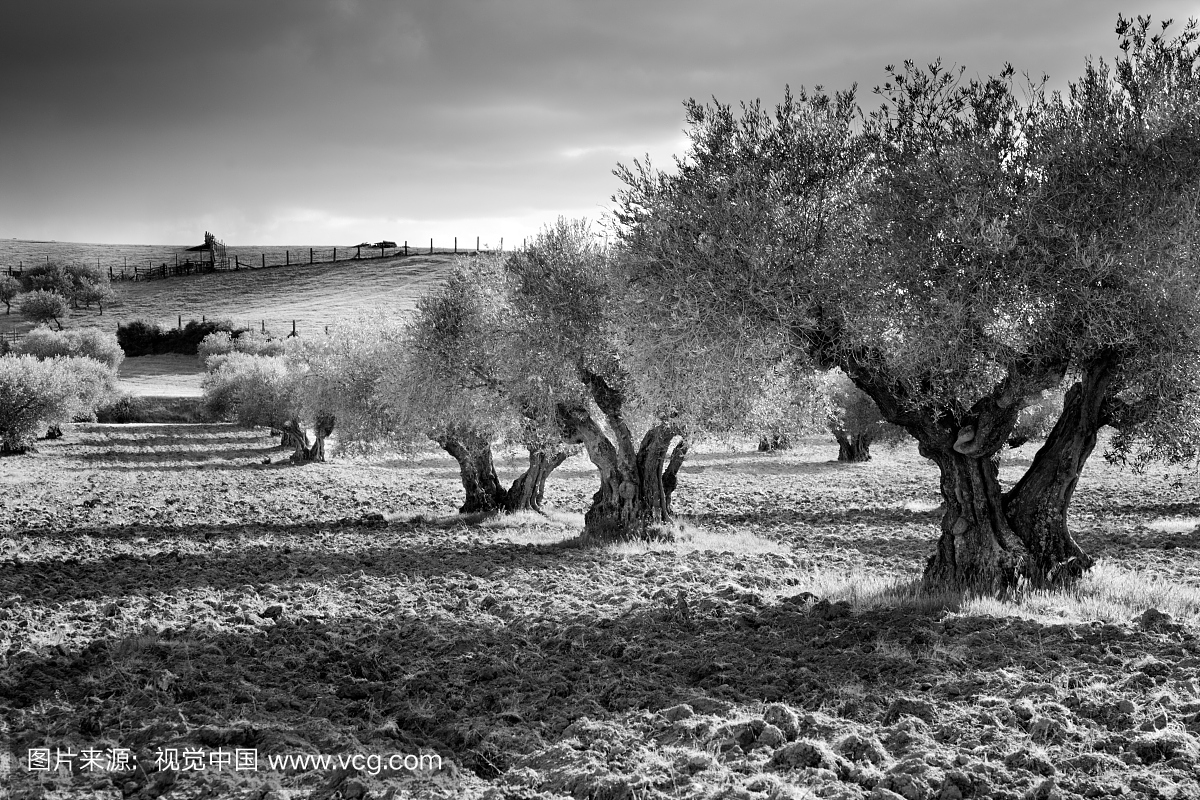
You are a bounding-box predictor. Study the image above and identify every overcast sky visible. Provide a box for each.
[2,1,1194,246]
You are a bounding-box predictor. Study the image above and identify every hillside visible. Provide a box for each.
[0,253,459,337]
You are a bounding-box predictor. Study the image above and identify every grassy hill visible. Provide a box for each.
[0,253,459,338]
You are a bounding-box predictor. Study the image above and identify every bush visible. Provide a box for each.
[197,329,285,370]
[18,290,69,329]
[201,352,301,428]
[15,326,124,372]
[95,394,150,423]
[0,355,114,452]
[118,318,240,357]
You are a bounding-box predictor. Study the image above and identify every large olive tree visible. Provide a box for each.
[614,17,1200,590]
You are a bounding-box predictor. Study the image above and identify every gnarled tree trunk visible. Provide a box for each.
[921,443,1030,592]
[280,419,311,462]
[560,405,687,543]
[302,413,335,463]
[833,430,871,462]
[437,429,508,514]
[1002,362,1114,585]
[758,434,792,451]
[504,448,569,513]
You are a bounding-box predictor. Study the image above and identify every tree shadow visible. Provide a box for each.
[2,576,1152,787]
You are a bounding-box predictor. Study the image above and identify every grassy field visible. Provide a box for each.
[0,253,458,337]
[3,427,1200,799]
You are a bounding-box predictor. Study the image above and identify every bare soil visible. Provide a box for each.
[2,427,1200,799]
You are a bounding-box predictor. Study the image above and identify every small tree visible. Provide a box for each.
[0,275,18,315]
[19,290,69,330]
[201,352,312,460]
[0,355,113,453]
[376,258,576,514]
[824,370,905,462]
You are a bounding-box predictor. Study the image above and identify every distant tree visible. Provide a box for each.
[0,275,18,315]
[614,17,1200,589]
[824,370,906,462]
[18,261,114,315]
[1006,390,1064,449]
[18,290,69,330]
[16,326,125,372]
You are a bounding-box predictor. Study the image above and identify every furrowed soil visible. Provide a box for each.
[3,428,1200,799]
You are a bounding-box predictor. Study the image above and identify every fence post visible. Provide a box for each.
[286,250,290,266]
[357,246,361,259]
[309,248,313,264]
[178,315,182,330]
[261,320,265,333]
[476,236,479,253]
[292,320,296,336]
[454,236,457,254]
[500,237,503,251]
[236,255,240,270]
[404,241,408,256]
[261,253,265,268]
[333,247,337,262]
[430,238,433,254]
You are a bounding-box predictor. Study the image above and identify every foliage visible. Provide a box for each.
[18,260,114,312]
[198,329,286,370]
[94,393,151,424]
[0,355,114,451]
[201,352,303,429]
[15,326,125,372]
[18,290,69,329]
[118,318,240,357]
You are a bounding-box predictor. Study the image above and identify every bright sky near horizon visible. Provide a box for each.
[2,1,1195,246]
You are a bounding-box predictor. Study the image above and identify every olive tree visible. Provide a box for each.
[614,17,1200,589]
[0,275,18,315]
[0,355,114,453]
[504,218,779,542]
[378,258,575,515]
[19,290,69,330]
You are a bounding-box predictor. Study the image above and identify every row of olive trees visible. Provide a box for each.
[610,15,1200,590]
[0,326,124,452]
[198,15,1197,591]
[0,261,116,328]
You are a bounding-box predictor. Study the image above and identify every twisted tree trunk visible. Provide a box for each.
[1002,361,1114,585]
[504,448,569,513]
[560,405,687,543]
[302,413,336,463]
[437,430,508,514]
[758,434,791,451]
[833,430,872,462]
[280,419,311,462]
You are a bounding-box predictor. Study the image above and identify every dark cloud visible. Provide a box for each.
[0,1,1194,244]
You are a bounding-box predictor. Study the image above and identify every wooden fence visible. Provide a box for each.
[5,236,513,283]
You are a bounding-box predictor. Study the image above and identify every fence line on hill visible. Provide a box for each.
[3,235,527,282]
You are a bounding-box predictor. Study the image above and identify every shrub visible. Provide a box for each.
[118,318,240,356]
[15,326,124,372]
[197,329,285,370]
[95,393,150,423]
[0,355,114,452]
[201,352,301,428]
[18,290,69,329]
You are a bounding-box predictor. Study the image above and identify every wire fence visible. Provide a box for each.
[4,236,516,282]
